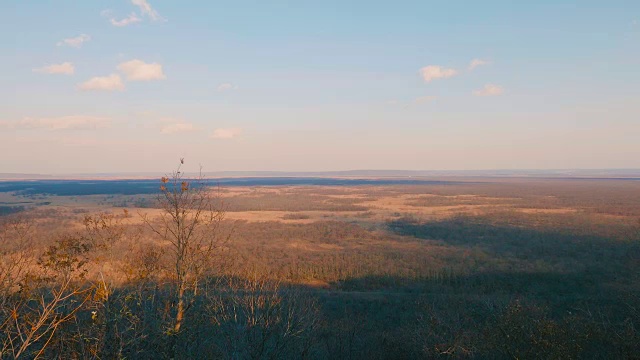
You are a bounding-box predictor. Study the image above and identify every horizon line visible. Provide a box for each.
[2,168,640,181]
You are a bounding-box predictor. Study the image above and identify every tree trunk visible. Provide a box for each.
[174,285,185,333]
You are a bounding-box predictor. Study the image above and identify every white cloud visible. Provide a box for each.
[131,0,165,21]
[57,34,91,48]
[78,74,125,91]
[102,1,164,26]
[0,116,110,131]
[117,59,166,81]
[110,12,142,27]
[33,62,74,75]
[468,58,490,71]
[161,122,195,134]
[217,83,238,92]
[419,65,458,82]
[472,84,504,97]
[414,96,436,104]
[211,128,242,139]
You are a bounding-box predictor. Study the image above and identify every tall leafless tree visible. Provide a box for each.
[142,161,227,334]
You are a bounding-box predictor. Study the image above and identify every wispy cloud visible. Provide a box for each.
[468,58,490,71]
[473,84,504,97]
[33,62,74,75]
[161,122,195,134]
[57,34,91,48]
[0,116,110,131]
[102,0,164,27]
[78,74,125,91]
[217,83,238,92]
[419,65,458,82]
[110,12,142,27]
[211,128,242,139]
[131,0,165,21]
[117,59,166,81]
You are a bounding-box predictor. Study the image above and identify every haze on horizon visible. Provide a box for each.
[2,1,639,174]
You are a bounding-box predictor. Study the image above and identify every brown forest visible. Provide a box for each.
[1,170,639,359]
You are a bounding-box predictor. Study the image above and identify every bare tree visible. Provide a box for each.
[141,160,227,334]
[0,217,35,310]
[1,232,93,359]
[207,274,320,359]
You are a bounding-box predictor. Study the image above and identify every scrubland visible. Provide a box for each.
[1,176,639,359]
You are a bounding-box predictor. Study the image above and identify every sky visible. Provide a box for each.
[1,1,639,174]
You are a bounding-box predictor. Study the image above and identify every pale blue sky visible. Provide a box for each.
[1,1,639,173]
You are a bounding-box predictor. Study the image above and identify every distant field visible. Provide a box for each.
[0,177,460,196]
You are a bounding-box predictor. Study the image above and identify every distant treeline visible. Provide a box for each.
[0,178,458,196]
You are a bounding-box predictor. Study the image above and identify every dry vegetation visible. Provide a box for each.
[1,173,639,358]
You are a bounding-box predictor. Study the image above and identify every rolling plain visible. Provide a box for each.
[1,176,639,358]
